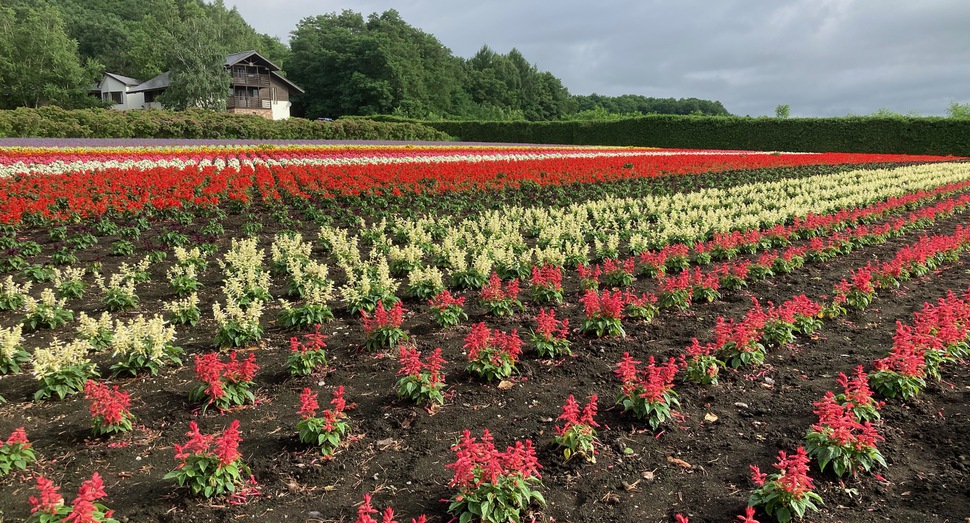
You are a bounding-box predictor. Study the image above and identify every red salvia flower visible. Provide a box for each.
[84,379,132,426]
[298,387,319,420]
[213,421,243,467]
[28,476,64,515]
[5,426,30,446]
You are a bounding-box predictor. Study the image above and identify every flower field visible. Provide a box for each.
[0,142,968,523]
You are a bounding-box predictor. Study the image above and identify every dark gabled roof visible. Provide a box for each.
[270,71,304,94]
[129,72,170,93]
[104,73,144,87]
[225,50,281,71]
[124,52,303,95]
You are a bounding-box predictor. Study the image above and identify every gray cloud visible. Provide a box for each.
[229,0,970,116]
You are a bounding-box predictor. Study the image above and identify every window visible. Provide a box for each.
[271,87,277,102]
[110,91,123,104]
[144,91,155,103]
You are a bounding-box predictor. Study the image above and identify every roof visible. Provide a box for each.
[129,72,170,93]
[104,73,144,87]
[124,51,303,95]
[225,50,281,72]
[270,71,305,94]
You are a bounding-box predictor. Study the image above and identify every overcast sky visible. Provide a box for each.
[228,0,970,117]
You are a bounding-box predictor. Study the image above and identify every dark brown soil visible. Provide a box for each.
[1,201,969,523]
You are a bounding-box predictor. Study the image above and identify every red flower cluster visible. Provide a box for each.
[299,386,348,432]
[298,387,319,420]
[534,308,569,341]
[445,428,541,489]
[397,345,446,387]
[580,289,624,320]
[599,258,636,285]
[354,492,427,523]
[28,472,113,523]
[289,324,328,355]
[428,289,465,310]
[576,263,601,288]
[614,353,679,403]
[811,392,884,451]
[28,475,63,515]
[84,380,133,429]
[193,351,258,401]
[361,301,405,333]
[463,322,523,366]
[750,447,815,500]
[873,323,928,378]
[836,366,881,414]
[5,426,29,446]
[555,394,599,438]
[174,420,243,467]
[479,273,520,303]
[529,264,562,292]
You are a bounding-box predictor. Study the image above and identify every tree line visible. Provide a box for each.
[0,1,732,119]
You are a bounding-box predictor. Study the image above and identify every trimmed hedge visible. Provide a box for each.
[415,116,970,156]
[0,107,453,141]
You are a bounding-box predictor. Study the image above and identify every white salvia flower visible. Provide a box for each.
[32,338,92,380]
[0,325,24,361]
[532,246,566,269]
[407,265,444,289]
[271,232,312,268]
[219,237,266,276]
[166,293,200,315]
[76,311,114,338]
[2,276,32,296]
[52,267,85,287]
[111,314,176,361]
[174,246,207,268]
[24,288,67,314]
[213,299,263,328]
[471,252,493,277]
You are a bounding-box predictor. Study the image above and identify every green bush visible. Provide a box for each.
[0,107,453,141]
[418,115,970,156]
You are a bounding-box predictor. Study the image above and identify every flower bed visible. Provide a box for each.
[0,144,968,522]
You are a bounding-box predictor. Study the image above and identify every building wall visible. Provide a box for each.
[229,107,273,119]
[100,76,144,110]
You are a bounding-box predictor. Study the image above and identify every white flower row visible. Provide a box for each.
[0,148,807,178]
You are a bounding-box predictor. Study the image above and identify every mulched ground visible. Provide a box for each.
[1,200,969,523]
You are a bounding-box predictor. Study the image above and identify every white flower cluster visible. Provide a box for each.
[213,299,264,329]
[0,276,31,305]
[52,266,85,288]
[272,233,312,266]
[76,311,113,339]
[23,288,67,315]
[166,292,200,315]
[0,325,24,361]
[32,338,92,380]
[174,246,208,270]
[110,314,177,362]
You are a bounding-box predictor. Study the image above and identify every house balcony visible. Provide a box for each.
[228,96,272,110]
[231,73,270,87]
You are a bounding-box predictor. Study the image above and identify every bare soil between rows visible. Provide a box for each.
[1,205,969,523]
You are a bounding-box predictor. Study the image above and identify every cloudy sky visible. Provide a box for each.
[228,0,970,117]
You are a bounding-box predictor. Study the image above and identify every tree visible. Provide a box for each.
[288,9,465,119]
[775,104,791,118]
[0,4,100,109]
[948,101,970,119]
[158,16,231,111]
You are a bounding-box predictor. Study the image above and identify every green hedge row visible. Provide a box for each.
[413,115,970,156]
[0,107,452,141]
